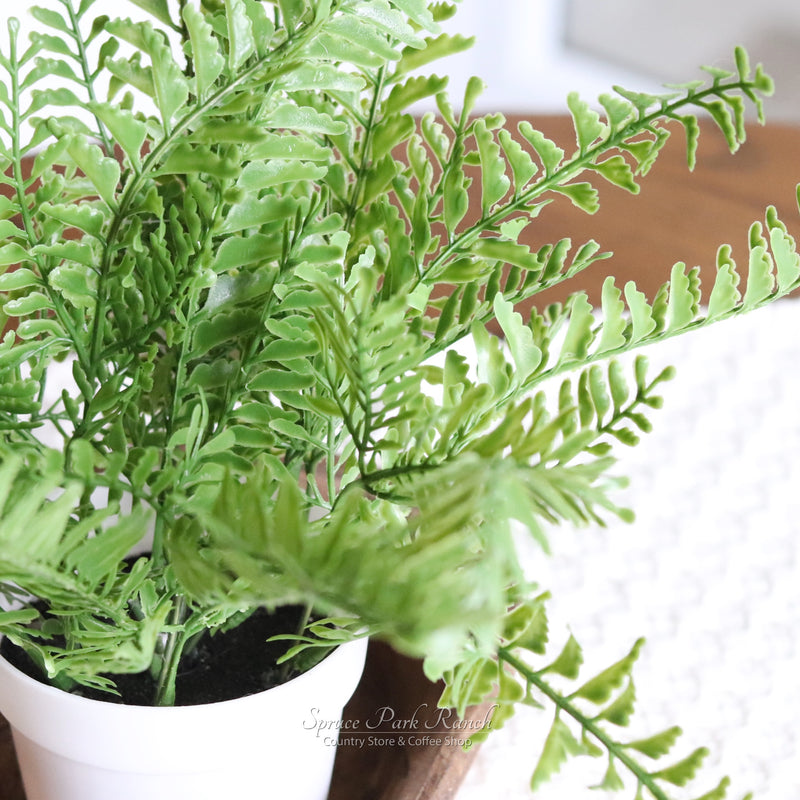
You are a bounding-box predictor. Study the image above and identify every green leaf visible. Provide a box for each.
[216,195,298,234]
[323,15,400,62]
[626,726,682,759]
[502,598,549,653]
[66,515,147,586]
[34,241,97,268]
[236,160,327,191]
[279,63,365,94]
[225,0,256,70]
[554,182,599,214]
[531,716,585,791]
[573,638,644,704]
[518,122,564,176]
[49,265,97,307]
[395,33,473,75]
[127,0,174,27]
[106,55,156,100]
[666,262,701,331]
[543,634,583,679]
[595,678,636,726]
[3,292,53,316]
[212,234,282,271]
[372,114,416,160]
[277,0,307,31]
[29,7,70,34]
[0,243,33,267]
[384,75,448,115]
[268,104,347,135]
[493,294,541,380]
[567,91,605,152]
[390,0,441,33]
[707,246,741,320]
[651,747,709,787]
[624,282,657,343]
[249,368,315,392]
[559,293,594,362]
[599,92,635,130]
[442,162,469,233]
[156,142,239,178]
[592,155,639,193]
[591,759,625,791]
[106,19,189,127]
[607,360,630,412]
[243,0,275,57]
[0,269,40,291]
[268,417,323,447]
[39,201,106,238]
[498,129,538,192]
[460,76,485,125]
[701,99,739,152]
[596,277,627,354]
[182,3,225,98]
[473,118,510,213]
[353,0,425,49]
[693,776,732,800]
[150,42,190,127]
[472,239,539,270]
[89,103,147,171]
[191,310,260,355]
[588,365,611,421]
[743,241,775,308]
[247,133,330,162]
[308,31,384,69]
[770,218,800,292]
[64,136,120,209]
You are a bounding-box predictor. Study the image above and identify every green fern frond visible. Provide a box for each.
[0,452,168,688]
[168,457,525,672]
[437,596,735,800]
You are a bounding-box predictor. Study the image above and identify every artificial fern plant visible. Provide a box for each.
[0,0,796,797]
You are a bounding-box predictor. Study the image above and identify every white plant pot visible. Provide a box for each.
[0,636,367,800]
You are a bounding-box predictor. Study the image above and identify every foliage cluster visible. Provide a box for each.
[0,0,796,796]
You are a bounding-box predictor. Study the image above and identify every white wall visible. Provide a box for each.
[3,0,796,118]
[2,0,657,116]
[565,0,800,120]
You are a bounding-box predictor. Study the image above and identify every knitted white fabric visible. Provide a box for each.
[457,298,800,800]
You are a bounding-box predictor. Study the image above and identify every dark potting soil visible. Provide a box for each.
[0,605,309,706]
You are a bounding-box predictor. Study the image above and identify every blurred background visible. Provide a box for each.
[7,0,800,117]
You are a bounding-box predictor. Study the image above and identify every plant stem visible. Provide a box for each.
[64,0,115,157]
[424,80,758,284]
[280,602,313,682]
[6,30,91,378]
[498,648,670,800]
[344,65,387,231]
[154,596,188,706]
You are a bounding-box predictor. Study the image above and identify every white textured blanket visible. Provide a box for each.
[458,298,800,800]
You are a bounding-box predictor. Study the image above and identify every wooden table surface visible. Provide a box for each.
[2,117,799,799]
[514,115,800,306]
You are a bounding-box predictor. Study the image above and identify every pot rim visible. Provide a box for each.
[0,633,369,770]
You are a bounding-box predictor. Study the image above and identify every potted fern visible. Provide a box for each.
[0,1,796,799]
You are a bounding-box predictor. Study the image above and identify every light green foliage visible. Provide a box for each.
[0,0,792,796]
[447,597,735,800]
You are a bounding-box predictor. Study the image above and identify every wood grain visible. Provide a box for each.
[0,714,24,800]
[508,116,800,306]
[328,642,488,800]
